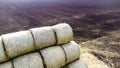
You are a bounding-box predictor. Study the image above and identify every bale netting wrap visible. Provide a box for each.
[52,23,73,44]
[66,59,88,68]
[2,31,35,59]
[0,36,7,63]
[13,52,44,68]
[40,46,66,68]
[61,41,80,64]
[29,26,56,50]
[0,61,13,68]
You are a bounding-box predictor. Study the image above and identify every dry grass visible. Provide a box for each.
[79,30,120,68]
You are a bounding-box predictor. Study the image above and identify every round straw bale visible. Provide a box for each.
[0,36,7,63]
[67,59,88,68]
[13,52,44,68]
[40,46,66,68]
[52,23,73,44]
[2,31,34,59]
[61,41,80,64]
[0,61,13,68]
[30,26,56,49]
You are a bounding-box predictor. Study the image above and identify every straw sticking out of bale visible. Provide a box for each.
[30,27,56,50]
[0,61,13,68]
[13,52,44,68]
[62,41,80,64]
[66,59,88,68]
[40,46,66,68]
[52,23,73,44]
[2,31,34,59]
[0,36,7,63]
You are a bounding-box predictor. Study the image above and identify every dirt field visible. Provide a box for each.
[0,0,120,68]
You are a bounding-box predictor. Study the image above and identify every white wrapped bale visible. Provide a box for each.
[0,61,13,68]
[62,41,80,64]
[52,23,73,44]
[2,31,34,59]
[40,46,66,68]
[66,59,88,68]
[29,27,56,49]
[13,52,44,68]
[0,36,7,63]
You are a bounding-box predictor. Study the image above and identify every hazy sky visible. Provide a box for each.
[1,0,118,2]
[1,0,119,4]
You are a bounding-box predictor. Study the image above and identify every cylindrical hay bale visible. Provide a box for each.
[2,31,34,59]
[52,23,73,44]
[66,59,88,68]
[0,61,13,68]
[61,41,80,64]
[30,27,56,49]
[13,52,44,68]
[0,36,7,63]
[40,46,66,68]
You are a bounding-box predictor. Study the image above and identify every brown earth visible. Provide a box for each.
[80,30,120,68]
[0,0,120,68]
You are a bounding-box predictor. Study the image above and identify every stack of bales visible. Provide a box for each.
[0,23,87,68]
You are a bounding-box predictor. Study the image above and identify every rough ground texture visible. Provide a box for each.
[80,30,120,68]
[0,0,120,68]
[80,52,109,68]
